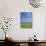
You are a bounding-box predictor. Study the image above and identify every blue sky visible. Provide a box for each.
[20,12,32,22]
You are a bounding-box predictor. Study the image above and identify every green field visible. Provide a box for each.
[20,22,32,28]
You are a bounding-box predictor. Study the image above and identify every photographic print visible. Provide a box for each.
[20,12,32,28]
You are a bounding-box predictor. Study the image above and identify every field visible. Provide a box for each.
[20,22,32,28]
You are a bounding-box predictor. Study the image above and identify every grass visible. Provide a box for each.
[20,22,32,28]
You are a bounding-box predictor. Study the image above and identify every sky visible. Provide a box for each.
[20,12,32,22]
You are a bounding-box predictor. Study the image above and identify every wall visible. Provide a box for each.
[0,0,46,40]
[44,15,46,40]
